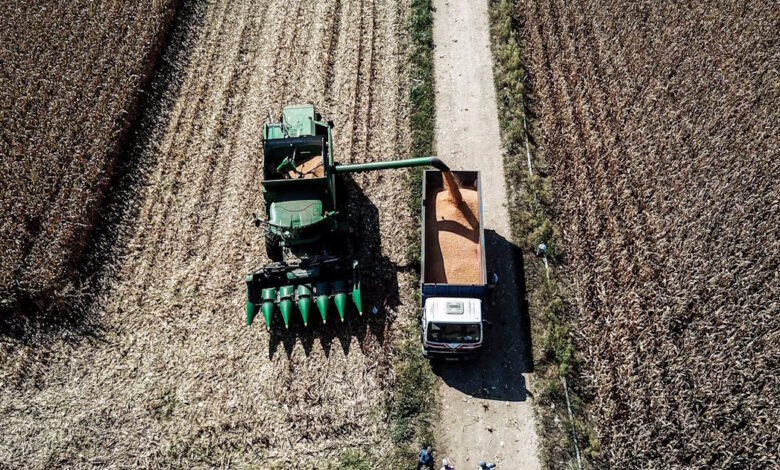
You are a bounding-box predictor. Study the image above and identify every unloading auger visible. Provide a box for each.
[246,104,449,329]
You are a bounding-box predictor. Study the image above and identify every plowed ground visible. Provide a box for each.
[1,0,417,466]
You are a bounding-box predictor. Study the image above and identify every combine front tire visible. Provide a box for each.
[264,226,283,261]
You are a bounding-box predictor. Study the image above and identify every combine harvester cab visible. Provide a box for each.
[246,104,450,330]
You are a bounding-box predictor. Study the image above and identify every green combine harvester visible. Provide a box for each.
[246,104,449,329]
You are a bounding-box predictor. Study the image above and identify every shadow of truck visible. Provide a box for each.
[432,229,534,402]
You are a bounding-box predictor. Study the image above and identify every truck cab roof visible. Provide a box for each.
[424,297,482,324]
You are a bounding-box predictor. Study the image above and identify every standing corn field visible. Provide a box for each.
[0,1,180,316]
[520,0,779,466]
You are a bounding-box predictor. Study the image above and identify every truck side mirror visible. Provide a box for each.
[327,120,335,128]
[482,320,493,329]
[487,272,499,290]
[252,212,261,227]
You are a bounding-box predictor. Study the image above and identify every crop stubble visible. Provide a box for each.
[522,0,778,466]
[0,0,417,466]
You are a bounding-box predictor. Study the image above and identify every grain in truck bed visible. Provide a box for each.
[424,173,482,284]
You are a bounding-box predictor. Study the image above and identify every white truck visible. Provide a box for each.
[420,170,493,359]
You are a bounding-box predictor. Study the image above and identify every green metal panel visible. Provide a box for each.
[352,281,362,315]
[316,295,329,324]
[247,301,257,326]
[279,285,295,328]
[297,284,313,326]
[316,281,330,324]
[261,287,277,329]
[246,273,259,325]
[334,292,347,322]
[269,199,324,228]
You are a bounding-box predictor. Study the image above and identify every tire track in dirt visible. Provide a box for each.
[266,0,309,111]
[139,2,249,300]
[334,0,365,164]
[167,1,253,268]
[356,0,377,165]
[323,0,343,101]
[300,1,336,99]
[191,8,267,274]
[125,1,216,288]
[192,2,302,266]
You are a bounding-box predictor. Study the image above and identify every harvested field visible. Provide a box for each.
[1,0,418,467]
[0,0,179,314]
[521,0,779,466]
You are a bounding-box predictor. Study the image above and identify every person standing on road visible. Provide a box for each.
[441,457,455,470]
[417,446,434,470]
[477,461,496,469]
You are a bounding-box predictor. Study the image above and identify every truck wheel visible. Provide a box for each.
[264,226,283,261]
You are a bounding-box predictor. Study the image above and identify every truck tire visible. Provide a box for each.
[264,226,283,261]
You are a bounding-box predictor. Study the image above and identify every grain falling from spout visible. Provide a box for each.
[442,170,463,205]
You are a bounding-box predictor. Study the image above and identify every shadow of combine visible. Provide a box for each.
[432,229,534,401]
[267,175,411,359]
[0,1,205,353]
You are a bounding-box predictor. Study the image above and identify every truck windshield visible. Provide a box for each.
[427,322,480,343]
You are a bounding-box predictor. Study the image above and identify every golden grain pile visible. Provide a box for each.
[522,0,779,466]
[0,1,178,314]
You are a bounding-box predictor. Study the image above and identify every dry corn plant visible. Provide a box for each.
[521,0,779,466]
[0,1,179,317]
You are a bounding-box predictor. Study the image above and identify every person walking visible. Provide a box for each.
[416,446,434,470]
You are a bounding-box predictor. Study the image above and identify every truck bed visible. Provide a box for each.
[421,170,487,301]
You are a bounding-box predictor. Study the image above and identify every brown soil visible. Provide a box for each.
[425,183,481,284]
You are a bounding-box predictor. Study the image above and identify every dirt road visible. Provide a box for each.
[0,1,418,466]
[431,0,540,467]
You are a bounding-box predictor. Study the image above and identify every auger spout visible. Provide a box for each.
[332,156,449,174]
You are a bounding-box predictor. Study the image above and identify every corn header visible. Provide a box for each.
[247,104,449,329]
